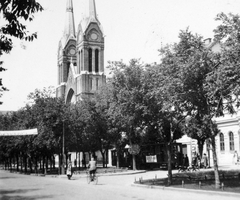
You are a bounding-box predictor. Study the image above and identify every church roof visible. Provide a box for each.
[80,0,104,35]
[62,0,76,47]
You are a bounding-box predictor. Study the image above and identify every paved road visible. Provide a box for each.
[0,169,239,200]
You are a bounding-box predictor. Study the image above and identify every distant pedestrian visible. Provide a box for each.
[74,159,77,167]
[183,154,189,169]
[202,153,208,168]
[233,151,238,165]
[66,161,72,180]
[196,154,201,167]
[192,153,197,166]
[82,159,86,168]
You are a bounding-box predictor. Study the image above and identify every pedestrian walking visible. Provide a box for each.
[66,161,72,180]
[233,151,238,165]
[202,153,208,168]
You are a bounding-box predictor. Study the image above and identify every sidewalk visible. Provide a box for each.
[132,164,240,198]
[47,169,147,179]
[36,163,240,179]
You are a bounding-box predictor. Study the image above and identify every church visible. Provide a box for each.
[55,0,111,166]
[56,0,106,103]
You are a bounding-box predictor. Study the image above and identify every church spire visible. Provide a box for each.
[89,0,98,20]
[63,0,76,44]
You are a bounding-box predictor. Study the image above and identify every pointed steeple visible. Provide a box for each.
[63,0,76,45]
[80,0,103,35]
[89,0,98,21]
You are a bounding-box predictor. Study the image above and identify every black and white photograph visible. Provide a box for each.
[1,0,240,199]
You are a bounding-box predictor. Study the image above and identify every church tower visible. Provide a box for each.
[56,0,106,103]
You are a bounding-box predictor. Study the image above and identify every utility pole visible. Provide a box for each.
[61,121,65,174]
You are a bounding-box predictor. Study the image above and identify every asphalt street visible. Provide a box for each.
[0,167,240,200]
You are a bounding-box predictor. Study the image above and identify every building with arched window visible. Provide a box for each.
[177,39,240,166]
[55,0,111,166]
[214,114,240,165]
[219,133,225,152]
[56,0,106,103]
[177,115,240,166]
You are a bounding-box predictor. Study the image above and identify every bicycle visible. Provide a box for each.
[86,170,98,185]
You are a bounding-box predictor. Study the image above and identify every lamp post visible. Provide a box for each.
[61,121,65,175]
[207,139,211,168]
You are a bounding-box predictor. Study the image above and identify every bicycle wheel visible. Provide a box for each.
[93,175,98,185]
[86,173,91,184]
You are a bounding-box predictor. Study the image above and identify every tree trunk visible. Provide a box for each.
[132,154,136,170]
[106,149,109,168]
[20,154,23,172]
[83,152,87,168]
[29,157,33,173]
[9,157,12,171]
[58,153,61,174]
[197,139,205,158]
[166,122,174,186]
[100,150,106,168]
[42,156,45,174]
[24,155,27,173]
[116,150,120,169]
[78,152,81,169]
[53,154,56,169]
[129,139,137,170]
[211,136,220,189]
[5,159,7,170]
[16,154,19,172]
[167,143,172,186]
[45,156,48,174]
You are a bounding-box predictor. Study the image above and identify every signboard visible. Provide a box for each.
[128,144,140,155]
[0,128,38,136]
[146,155,157,163]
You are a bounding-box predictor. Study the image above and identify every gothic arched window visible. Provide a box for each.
[96,78,99,90]
[95,49,99,73]
[66,62,70,81]
[88,48,92,72]
[89,77,92,91]
[220,133,225,151]
[229,131,234,151]
[81,50,83,71]
[78,50,81,72]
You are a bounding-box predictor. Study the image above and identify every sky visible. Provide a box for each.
[0,0,240,111]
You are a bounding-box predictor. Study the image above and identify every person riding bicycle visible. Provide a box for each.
[88,157,97,181]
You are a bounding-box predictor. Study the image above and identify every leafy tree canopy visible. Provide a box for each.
[0,0,43,104]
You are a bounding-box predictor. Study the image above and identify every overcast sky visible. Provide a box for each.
[1,0,240,111]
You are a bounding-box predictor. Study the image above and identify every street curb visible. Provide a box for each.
[131,183,240,198]
[1,169,147,179]
[48,170,147,179]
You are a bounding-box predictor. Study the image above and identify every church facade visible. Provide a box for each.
[56,0,106,103]
[55,0,111,166]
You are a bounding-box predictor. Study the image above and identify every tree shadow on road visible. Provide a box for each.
[0,189,53,200]
[0,176,19,179]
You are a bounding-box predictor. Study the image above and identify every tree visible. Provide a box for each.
[107,59,147,170]
[207,12,240,188]
[158,12,240,188]
[184,116,211,158]
[27,87,68,174]
[0,87,70,174]
[158,28,223,187]
[105,82,128,169]
[0,0,43,104]
[144,63,186,185]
